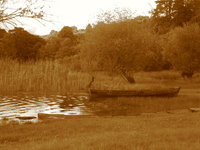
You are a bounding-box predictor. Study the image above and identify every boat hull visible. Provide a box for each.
[89,87,181,99]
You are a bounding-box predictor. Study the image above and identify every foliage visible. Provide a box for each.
[152,0,200,33]
[56,26,78,58]
[0,28,6,38]
[80,18,166,72]
[1,27,46,60]
[86,24,92,33]
[58,26,74,38]
[39,26,79,59]
[163,23,200,72]
[38,36,59,59]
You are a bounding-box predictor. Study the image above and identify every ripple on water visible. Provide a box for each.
[0,94,92,122]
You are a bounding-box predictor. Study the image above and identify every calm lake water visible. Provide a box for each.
[0,94,92,122]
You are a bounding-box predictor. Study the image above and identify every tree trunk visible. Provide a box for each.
[120,70,135,84]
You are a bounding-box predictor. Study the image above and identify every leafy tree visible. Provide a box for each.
[56,37,78,58]
[56,26,78,58]
[0,28,6,38]
[80,19,164,73]
[0,28,7,56]
[58,26,74,39]
[86,24,92,33]
[163,23,200,72]
[39,37,60,59]
[39,26,79,59]
[2,27,46,60]
[190,1,200,24]
[152,0,200,33]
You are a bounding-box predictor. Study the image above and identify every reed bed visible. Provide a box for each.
[0,59,90,95]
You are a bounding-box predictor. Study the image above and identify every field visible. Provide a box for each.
[0,59,200,150]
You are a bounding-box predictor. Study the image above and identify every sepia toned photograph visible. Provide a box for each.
[0,0,200,149]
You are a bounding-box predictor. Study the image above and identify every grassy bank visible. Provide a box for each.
[1,111,200,150]
[86,91,200,115]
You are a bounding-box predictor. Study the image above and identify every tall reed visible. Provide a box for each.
[0,59,90,95]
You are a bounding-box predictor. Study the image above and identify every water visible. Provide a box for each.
[1,89,200,123]
[0,94,92,122]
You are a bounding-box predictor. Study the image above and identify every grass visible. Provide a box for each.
[86,89,200,115]
[1,112,200,150]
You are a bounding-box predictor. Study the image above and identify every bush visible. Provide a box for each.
[80,19,165,72]
[163,23,200,72]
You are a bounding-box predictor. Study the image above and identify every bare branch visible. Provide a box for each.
[0,0,47,27]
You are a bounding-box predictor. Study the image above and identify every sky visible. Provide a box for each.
[22,0,156,35]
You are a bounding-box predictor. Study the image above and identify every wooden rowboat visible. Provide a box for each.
[89,87,181,99]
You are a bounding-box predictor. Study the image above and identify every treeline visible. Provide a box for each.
[0,28,46,61]
[0,26,80,61]
[0,0,200,74]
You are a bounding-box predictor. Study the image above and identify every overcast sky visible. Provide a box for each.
[22,0,156,35]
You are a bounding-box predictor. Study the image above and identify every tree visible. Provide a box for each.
[2,27,46,60]
[190,0,200,24]
[152,0,200,33]
[0,28,6,38]
[0,0,46,28]
[57,27,78,58]
[39,36,60,59]
[86,24,92,33]
[96,8,134,24]
[80,19,164,72]
[163,23,200,73]
[58,26,74,39]
[56,37,78,58]
[0,28,7,55]
[39,26,79,59]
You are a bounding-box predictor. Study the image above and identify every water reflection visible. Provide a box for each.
[0,94,91,122]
